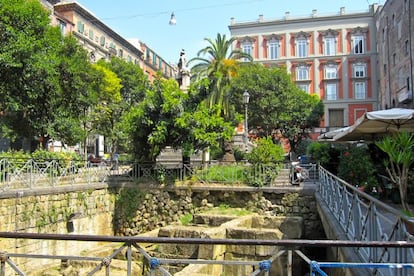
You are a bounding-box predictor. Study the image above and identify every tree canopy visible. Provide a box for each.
[230,63,324,151]
[189,33,252,120]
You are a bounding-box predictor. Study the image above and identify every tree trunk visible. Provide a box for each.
[400,168,412,213]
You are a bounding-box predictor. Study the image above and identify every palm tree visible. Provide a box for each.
[189,33,252,119]
[189,33,252,162]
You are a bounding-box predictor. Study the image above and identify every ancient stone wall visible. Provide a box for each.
[115,187,324,240]
[0,186,115,273]
[0,184,324,274]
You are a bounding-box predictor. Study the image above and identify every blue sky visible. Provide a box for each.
[75,0,383,65]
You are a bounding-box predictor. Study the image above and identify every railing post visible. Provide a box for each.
[287,250,292,276]
[0,251,6,276]
[126,244,132,276]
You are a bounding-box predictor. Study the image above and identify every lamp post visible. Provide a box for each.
[243,91,250,151]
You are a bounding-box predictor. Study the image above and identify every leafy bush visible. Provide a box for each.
[337,146,378,188]
[209,145,223,160]
[245,137,284,187]
[306,142,330,165]
[233,147,246,161]
[296,139,312,157]
[247,136,285,165]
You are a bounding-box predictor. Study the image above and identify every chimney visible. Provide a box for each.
[258,14,264,22]
[230,17,235,25]
[285,11,290,20]
[312,9,317,17]
[340,7,345,15]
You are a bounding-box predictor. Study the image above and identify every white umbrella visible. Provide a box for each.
[317,126,352,142]
[334,108,414,142]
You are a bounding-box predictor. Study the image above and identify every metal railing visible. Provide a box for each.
[0,158,108,191]
[317,166,414,276]
[290,162,319,184]
[0,159,282,192]
[1,232,414,276]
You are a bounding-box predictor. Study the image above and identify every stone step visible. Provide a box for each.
[272,169,291,186]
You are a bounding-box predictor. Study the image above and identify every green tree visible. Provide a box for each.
[376,132,414,213]
[0,1,99,154]
[90,64,122,157]
[0,0,65,149]
[189,33,252,119]
[97,57,149,156]
[337,146,378,189]
[124,77,188,161]
[189,33,252,161]
[306,142,330,166]
[230,63,324,152]
[54,35,99,153]
[176,104,236,155]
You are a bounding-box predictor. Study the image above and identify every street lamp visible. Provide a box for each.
[243,91,250,150]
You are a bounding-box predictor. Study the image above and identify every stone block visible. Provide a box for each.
[226,228,256,256]
[251,215,303,239]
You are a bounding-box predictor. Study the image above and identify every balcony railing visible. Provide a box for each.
[0,159,286,192]
[0,232,414,276]
[317,166,414,276]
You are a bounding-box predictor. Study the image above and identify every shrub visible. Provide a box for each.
[233,147,246,161]
[245,137,284,187]
[247,136,285,165]
[209,145,223,160]
[296,139,312,157]
[306,142,330,166]
[337,146,378,188]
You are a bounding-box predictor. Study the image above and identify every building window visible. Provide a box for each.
[324,66,337,79]
[118,49,123,58]
[89,29,94,40]
[76,21,84,33]
[352,35,365,54]
[57,19,66,35]
[108,43,116,57]
[146,49,150,61]
[267,40,280,60]
[296,66,309,80]
[353,64,366,78]
[393,53,396,65]
[127,55,132,62]
[329,109,344,127]
[241,42,253,61]
[100,36,105,46]
[326,83,337,100]
[354,82,366,99]
[297,84,309,93]
[296,39,308,57]
[324,37,336,56]
[152,53,157,65]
